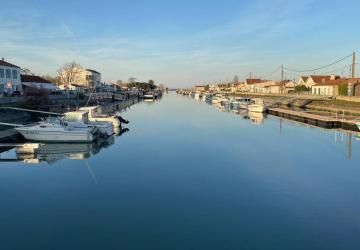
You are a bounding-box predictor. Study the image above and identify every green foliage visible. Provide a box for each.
[338,84,348,96]
[129,82,156,91]
[294,85,310,92]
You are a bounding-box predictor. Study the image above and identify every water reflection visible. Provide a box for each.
[0,127,130,164]
[193,95,359,161]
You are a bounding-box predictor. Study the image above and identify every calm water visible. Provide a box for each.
[1,93,360,250]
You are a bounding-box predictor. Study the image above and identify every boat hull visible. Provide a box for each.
[16,128,94,143]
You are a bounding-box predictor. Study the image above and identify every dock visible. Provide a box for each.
[268,108,359,131]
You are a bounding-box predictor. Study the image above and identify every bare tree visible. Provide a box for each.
[58,61,83,84]
[128,77,136,84]
[233,75,239,84]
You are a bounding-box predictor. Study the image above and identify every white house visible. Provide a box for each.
[59,83,85,93]
[0,58,22,95]
[305,75,338,89]
[312,78,351,96]
[60,68,102,89]
[21,75,58,91]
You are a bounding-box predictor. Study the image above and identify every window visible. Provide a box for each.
[5,69,11,78]
[0,68,4,78]
[12,70,17,79]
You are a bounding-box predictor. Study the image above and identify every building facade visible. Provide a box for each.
[61,68,102,89]
[0,59,21,95]
[21,75,58,91]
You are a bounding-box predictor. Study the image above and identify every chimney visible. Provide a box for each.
[1,57,4,61]
[330,74,336,80]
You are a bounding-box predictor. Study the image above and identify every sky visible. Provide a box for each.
[0,0,360,87]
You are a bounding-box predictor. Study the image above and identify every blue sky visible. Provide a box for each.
[1,0,359,87]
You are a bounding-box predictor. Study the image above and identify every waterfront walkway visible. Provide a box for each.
[268,108,359,131]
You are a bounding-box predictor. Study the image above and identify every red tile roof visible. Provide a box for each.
[310,75,340,84]
[245,79,262,85]
[0,59,20,68]
[314,78,360,86]
[300,76,309,82]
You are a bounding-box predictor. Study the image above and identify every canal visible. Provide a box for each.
[0,93,360,249]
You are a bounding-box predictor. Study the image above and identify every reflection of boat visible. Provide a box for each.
[144,92,155,99]
[248,111,266,125]
[14,132,123,164]
[15,121,94,143]
[248,99,268,113]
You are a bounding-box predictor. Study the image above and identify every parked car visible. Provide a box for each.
[10,91,21,97]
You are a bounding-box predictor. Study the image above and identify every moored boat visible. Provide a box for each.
[63,111,113,136]
[79,106,124,128]
[15,121,94,143]
[248,99,268,113]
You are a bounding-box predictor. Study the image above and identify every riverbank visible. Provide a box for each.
[0,96,140,141]
[224,92,360,115]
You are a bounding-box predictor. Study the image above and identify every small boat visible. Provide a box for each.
[238,97,254,110]
[212,94,224,105]
[194,92,201,99]
[230,100,241,110]
[357,123,360,131]
[15,121,94,143]
[63,111,113,136]
[80,106,125,128]
[248,99,268,113]
[144,92,155,99]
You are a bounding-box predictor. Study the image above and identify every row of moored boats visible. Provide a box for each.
[184,91,268,113]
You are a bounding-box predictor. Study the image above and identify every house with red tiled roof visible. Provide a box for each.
[0,58,22,95]
[297,76,309,86]
[312,78,360,96]
[305,75,340,89]
[244,79,262,92]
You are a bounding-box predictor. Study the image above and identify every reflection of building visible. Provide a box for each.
[0,58,22,95]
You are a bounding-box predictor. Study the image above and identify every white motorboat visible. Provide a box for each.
[230,100,241,110]
[248,99,268,113]
[194,92,201,100]
[237,97,254,110]
[80,106,123,128]
[15,121,94,143]
[212,94,225,105]
[357,123,360,131]
[63,111,113,136]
